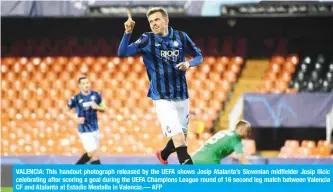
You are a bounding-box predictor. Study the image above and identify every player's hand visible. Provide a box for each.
[77,117,85,124]
[124,10,135,34]
[176,62,190,71]
[90,101,99,110]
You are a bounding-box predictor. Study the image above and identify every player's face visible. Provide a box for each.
[243,125,251,138]
[79,79,90,93]
[148,12,169,36]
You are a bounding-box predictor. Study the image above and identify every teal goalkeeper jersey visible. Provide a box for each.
[191,130,244,164]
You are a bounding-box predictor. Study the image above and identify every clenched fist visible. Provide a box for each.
[124,10,135,34]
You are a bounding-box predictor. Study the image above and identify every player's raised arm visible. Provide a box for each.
[125,10,135,34]
[118,10,148,57]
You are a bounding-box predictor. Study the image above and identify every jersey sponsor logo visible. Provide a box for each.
[160,50,179,57]
[82,101,93,110]
[160,50,180,62]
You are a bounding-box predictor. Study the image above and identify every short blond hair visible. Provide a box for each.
[235,120,251,129]
[146,7,168,18]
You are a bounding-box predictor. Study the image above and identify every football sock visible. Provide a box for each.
[161,139,176,160]
[175,146,193,165]
[76,153,91,164]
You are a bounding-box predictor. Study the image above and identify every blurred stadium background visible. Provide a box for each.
[1,1,333,177]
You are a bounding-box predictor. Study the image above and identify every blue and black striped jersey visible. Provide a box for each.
[67,91,102,133]
[118,27,203,100]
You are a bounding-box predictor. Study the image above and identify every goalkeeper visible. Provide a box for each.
[191,120,251,164]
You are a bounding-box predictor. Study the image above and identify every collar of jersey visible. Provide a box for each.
[233,130,241,140]
[153,26,174,43]
[80,91,91,97]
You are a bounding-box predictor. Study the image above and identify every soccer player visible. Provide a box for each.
[118,7,203,165]
[191,120,251,164]
[63,76,105,164]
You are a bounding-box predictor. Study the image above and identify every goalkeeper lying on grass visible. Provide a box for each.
[191,120,251,165]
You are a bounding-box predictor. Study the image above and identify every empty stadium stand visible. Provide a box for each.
[217,59,269,130]
[289,55,333,92]
[1,55,247,155]
[261,55,299,93]
[279,140,332,158]
[2,32,331,159]
[259,54,333,93]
